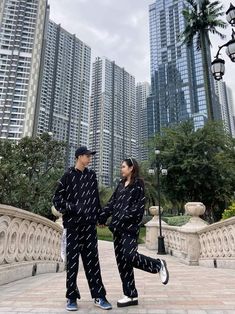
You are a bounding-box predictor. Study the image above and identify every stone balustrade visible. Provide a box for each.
[198,217,235,268]
[0,204,64,285]
[145,203,235,268]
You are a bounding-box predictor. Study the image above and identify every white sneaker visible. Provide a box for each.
[159,259,169,285]
[117,295,138,307]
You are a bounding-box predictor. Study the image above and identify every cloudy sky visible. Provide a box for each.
[48,0,234,104]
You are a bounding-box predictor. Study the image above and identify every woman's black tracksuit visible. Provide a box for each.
[53,167,106,300]
[99,179,162,298]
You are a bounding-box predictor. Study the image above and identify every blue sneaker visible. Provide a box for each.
[66,299,78,311]
[94,297,112,310]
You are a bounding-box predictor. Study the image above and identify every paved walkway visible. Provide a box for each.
[0,241,235,314]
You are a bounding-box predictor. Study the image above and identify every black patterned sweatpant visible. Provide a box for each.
[66,224,106,300]
[114,231,162,298]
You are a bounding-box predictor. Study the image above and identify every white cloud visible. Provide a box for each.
[48,0,235,106]
[48,0,152,83]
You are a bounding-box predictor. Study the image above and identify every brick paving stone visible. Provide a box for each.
[0,241,235,313]
[147,311,167,314]
[205,312,231,314]
[187,311,208,314]
[206,311,229,314]
[166,311,188,314]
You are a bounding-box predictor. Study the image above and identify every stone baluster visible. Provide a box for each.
[145,206,167,250]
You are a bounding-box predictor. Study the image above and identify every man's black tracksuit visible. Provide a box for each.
[53,167,106,300]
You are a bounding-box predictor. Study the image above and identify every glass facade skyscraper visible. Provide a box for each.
[0,0,48,140]
[34,20,91,166]
[89,57,137,187]
[148,0,220,137]
[136,82,150,161]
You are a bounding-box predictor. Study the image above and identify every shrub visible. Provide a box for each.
[97,226,146,244]
[222,203,235,220]
[164,215,190,226]
[141,214,190,226]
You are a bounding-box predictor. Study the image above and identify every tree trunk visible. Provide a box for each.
[202,204,215,223]
[200,30,214,121]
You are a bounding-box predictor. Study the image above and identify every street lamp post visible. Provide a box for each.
[211,3,235,80]
[149,149,167,255]
[155,149,166,255]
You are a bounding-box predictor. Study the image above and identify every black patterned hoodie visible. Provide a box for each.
[53,167,101,228]
[99,178,146,236]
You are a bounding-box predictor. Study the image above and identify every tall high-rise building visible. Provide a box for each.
[136,82,150,161]
[214,80,234,135]
[148,0,220,137]
[34,20,91,166]
[226,86,235,138]
[89,57,137,187]
[0,0,49,140]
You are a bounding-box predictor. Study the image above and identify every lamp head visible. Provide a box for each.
[148,168,155,175]
[226,37,235,62]
[211,57,225,80]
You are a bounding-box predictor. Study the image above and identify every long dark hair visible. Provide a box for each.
[122,157,143,186]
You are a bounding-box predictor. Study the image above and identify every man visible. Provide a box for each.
[53,146,112,311]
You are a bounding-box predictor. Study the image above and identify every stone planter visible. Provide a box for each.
[182,202,208,231]
[185,202,206,216]
[149,205,163,221]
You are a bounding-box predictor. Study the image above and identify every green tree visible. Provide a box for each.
[149,121,235,222]
[181,0,226,120]
[140,161,174,215]
[0,134,65,220]
[98,185,113,208]
[139,161,157,209]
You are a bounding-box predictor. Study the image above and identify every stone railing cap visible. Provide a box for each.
[0,204,62,232]
[197,216,235,234]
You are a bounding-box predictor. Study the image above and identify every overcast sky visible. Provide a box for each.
[48,0,234,108]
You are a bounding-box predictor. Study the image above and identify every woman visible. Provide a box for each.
[99,157,169,308]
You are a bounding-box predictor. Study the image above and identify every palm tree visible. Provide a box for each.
[181,0,227,120]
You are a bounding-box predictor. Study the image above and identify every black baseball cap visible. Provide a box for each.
[75,146,96,158]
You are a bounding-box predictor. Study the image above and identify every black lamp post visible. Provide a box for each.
[149,149,167,255]
[211,3,235,80]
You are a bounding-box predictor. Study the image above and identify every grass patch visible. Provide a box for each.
[97,226,113,242]
[97,226,146,244]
